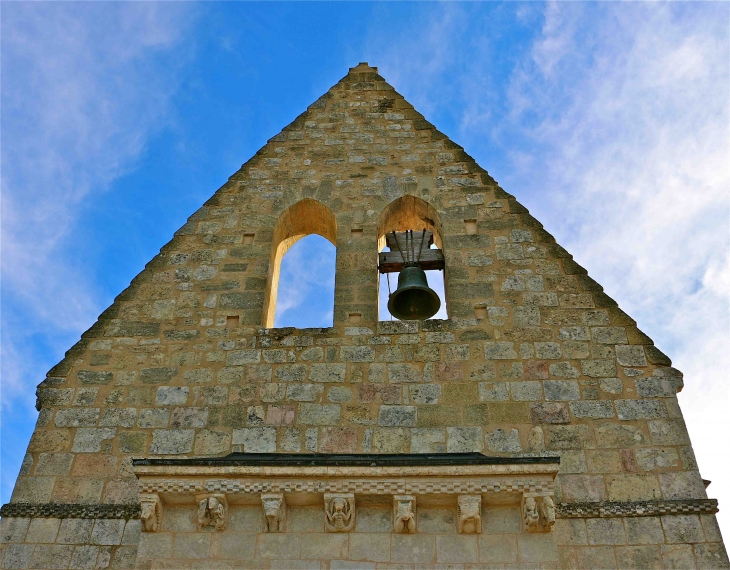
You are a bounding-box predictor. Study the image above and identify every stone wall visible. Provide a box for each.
[1,62,726,568]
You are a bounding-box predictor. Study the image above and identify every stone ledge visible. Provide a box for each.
[557,498,719,518]
[1,498,718,521]
[0,502,139,520]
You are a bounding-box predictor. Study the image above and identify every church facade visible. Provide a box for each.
[1,63,727,569]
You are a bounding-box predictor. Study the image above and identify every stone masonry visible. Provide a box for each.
[1,63,727,569]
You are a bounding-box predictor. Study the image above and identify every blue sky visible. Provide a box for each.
[2,1,728,534]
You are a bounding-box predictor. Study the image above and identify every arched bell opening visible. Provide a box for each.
[263,199,338,328]
[377,196,448,321]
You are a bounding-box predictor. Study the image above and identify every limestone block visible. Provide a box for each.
[137,532,172,559]
[300,533,349,560]
[28,544,74,569]
[1,544,34,569]
[479,382,509,401]
[25,518,61,543]
[150,429,194,454]
[349,533,391,562]
[616,399,667,420]
[391,534,435,563]
[694,543,730,568]
[517,532,559,563]
[35,453,74,476]
[448,427,484,452]
[485,428,522,453]
[616,345,647,367]
[54,408,100,427]
[298,404,340,425]
[661,543,697,569]
[625,517,665,545]
[155,386,189,406]
[90,520,125,546]
[232,427,276,452]
[479,533,518,563]
[511,381,543,401]
[544,380,580,401]
[587,518,626,545]
[661,514,705,544]
[72,428,116,453]
[615,545,662,569]
[569,400,614,419]
[484,341,517,360]
[436,534,479,563]
[172,532,211,559]
[379,406,416,427]
[387,363,422,383]
[309,363,346,383]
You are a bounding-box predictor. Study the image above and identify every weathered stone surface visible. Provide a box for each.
[485,428,522,452]
[150,429,194,454]
[7,63,719,569]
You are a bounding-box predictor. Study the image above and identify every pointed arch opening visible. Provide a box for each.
[377,195,448,321]
[264,199,338,328]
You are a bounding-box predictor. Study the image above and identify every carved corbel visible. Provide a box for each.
[139,493,162,532]
[457,495,482,534]
[324,493,355,532]
[522,493,555,532]
[261,493,286,532]
[196,493,227,531]
[393,495,416,534]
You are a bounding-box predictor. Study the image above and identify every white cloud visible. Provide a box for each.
[505,2,730,535]
[1,3,194,403]
[366,1,730,536]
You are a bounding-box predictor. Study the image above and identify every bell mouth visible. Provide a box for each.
[387,265,441,320]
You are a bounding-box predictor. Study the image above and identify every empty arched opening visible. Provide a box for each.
[377,196,448,321]
[264,199,337,328]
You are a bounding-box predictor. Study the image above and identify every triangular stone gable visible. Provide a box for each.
[8,62,726,570]
[45,62,672,382]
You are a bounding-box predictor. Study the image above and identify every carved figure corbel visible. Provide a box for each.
[457,495,482,534]
[393,495,416,534]
[538,495,556,529]
[324,493,355,532]
[196,493,227,531]
[523,493,555,532]
[139,494,162,532]
[523,496,540,532]
[261,493,286,532]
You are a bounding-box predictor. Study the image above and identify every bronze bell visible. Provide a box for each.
[388,262,441,320]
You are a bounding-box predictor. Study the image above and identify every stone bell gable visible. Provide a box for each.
[1,63,726,569]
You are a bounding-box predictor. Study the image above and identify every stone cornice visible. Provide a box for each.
[557,499,719,518]
[0,502,139,520]
[1,499,718,520]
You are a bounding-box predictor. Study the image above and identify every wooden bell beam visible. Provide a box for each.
[378,230,445,274]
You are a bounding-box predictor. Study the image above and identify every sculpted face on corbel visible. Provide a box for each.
[139,494,162,532]
[523,493,555,532]
[196,494,227,531]
[261,493,286,533]
[324,493,355,532]
[458,495,482,534]
[393,495,416,534]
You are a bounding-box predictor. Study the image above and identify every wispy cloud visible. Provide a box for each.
[275,235,336,328]
[508,2,729,531]
[365,1,730,534]
[1,3,195,499]
[1,3,194,399]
